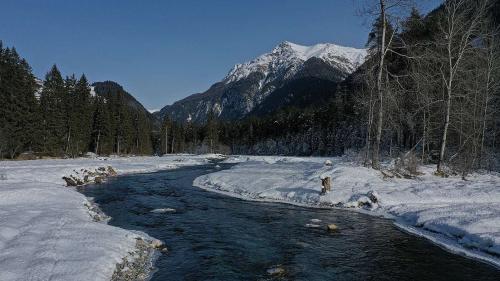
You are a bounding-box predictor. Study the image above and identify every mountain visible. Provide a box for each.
[157,41,367,123]
[92,81,153,118]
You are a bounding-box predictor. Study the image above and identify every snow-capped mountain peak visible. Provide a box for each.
[224,41,367,84]
[159,41,367,123]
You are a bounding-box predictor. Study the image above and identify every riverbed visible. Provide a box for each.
[81,163,500,280]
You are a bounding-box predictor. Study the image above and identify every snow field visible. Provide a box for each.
[0,154,221,281]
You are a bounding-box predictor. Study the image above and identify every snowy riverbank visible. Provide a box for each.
[194,155,500,268]
[0,155,221,281]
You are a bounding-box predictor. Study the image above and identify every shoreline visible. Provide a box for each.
[197,182,500,270]
[195,182,500,269]
[2,155,498,280]
[193,156,500,270]
[79,193,159,281]
[0,155,222,281]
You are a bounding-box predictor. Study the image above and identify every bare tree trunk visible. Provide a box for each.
[171,133,175,154]
[9,145,19,159]
[437,83,452,173]
[65,129,71,154]
[372,0,387,170]
[480,40,494,166]
[436,0,488,173]
[95,130,100,155]
[365,84,374,165]
[422,106,426,163]
[117,137,121,156]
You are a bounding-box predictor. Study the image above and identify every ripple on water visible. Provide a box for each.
[81,164,500,281]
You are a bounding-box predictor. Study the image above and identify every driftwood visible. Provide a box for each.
[321,177,332,194]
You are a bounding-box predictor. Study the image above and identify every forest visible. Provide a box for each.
[0,53,154,158]
[201,0,500,176]
[1,0,500,177]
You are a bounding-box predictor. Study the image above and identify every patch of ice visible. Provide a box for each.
[150,208,176,213]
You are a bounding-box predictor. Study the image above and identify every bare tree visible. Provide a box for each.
[431,0,490,173]
[358,0,413,169]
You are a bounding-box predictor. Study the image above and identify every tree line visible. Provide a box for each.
[357,0,500,176]
[0,43,153,159]
[164,0,499,176]
[3,0,499,177]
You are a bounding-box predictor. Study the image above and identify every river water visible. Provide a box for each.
[81,164,499,281]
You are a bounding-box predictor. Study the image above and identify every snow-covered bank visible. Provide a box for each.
[0,155,221,281]
[193,156,500,268]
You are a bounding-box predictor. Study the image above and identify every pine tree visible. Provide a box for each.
[71,74,93,156]
[205,110,219,153]
[40,65,67,155]
[0,43,38,158]
[64,74,77,155]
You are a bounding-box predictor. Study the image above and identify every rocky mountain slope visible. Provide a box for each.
[157,41,367,123]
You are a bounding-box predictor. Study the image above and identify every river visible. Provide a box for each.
[81,163,500,280]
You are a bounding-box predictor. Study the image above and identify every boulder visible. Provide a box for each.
[94,177,104,184]
[63,176,78,186]
[267,265,285,276]
[327,224,338,232]
[107,166,118,176]
[72,176,84,186]
[367,191,379,204]
[324,160,333,166]
[150,239,168,253]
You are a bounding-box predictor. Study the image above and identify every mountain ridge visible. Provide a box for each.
[157,41,367,123]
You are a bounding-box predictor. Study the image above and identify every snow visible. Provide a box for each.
[148,109,160,114]
[34,78,43,100]
[194,156,500,268]
[90,86,96,97]
[224,41,367,84]
[0,154,221,281]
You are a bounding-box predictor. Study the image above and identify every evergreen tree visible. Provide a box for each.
[40,65,66,155]
[205,110,219,153]
[91,96,110,155]
[64,74,77,155]
[0,43,38,158]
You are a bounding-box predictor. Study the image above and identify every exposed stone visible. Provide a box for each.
[324,160,333,166]
[111,238,155,281]
[367,191,379,204]
[62,176,78,186]
[107,166,118,176]
[267,265,286,276]
[327,224,338,232]
[64,166,117,186]
[94,176,104,184]
[150,239,168,253]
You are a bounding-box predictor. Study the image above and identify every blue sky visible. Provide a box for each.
[1,0,441,110]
